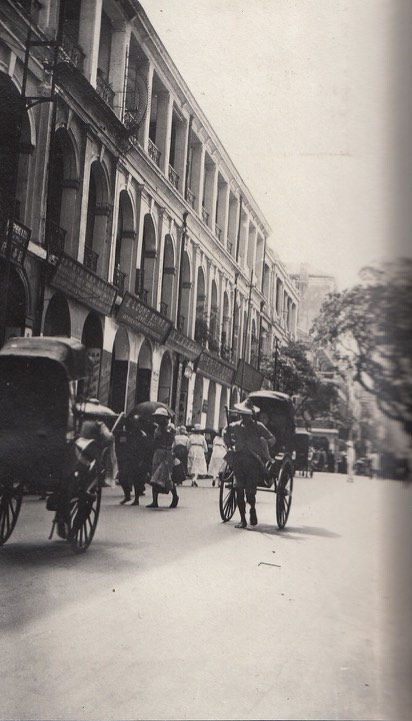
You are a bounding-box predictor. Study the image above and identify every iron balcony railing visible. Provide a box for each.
[148,138,161,166]
[84,246,98,272]
[61,30,85,71]
[113,267,126,295]
[186,188,195,208]
[96,70,115,108]
[168,165,179,189]
[47,219,66,256]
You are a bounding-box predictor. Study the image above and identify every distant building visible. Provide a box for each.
[287,262,337,339]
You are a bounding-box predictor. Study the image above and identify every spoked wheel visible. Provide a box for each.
[276,458,293,529]
[68,460,102,553]
[219,465,237,522]
[0,479,23,545]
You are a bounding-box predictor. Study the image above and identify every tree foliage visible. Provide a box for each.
[261,339,340,426]
[311,258,412,432]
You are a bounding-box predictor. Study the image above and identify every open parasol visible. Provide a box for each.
[127,400,174,420]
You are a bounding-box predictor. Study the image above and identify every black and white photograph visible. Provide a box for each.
[0,1,411,719]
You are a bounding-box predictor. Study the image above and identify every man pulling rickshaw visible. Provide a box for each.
[223,398,276,528]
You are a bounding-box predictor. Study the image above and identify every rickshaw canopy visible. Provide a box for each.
[0,336,91,380]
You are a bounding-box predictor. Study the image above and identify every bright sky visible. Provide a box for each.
[143,1,402,289]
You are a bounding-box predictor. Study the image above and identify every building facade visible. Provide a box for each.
[0,0,299,429]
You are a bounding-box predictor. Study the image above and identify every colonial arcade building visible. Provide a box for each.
[0,0,299,429]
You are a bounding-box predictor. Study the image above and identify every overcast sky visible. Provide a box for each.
[143,1,400,289]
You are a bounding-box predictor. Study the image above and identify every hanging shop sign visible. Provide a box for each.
[0,220,31,266]
[116,291,172,344]
[233,358,263,393]
[51,254,117,316]
[196,350,235,387]
[166,328,202,361]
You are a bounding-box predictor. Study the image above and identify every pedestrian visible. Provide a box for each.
[369,450,380,478]
[127,414,153,505]
[187,424,208,486]
[147,407,179,508]
[173,425,189,478]
[223,398,276,528]
[208,430,226,486]
[114,415,138,504]
[346,441,355,482]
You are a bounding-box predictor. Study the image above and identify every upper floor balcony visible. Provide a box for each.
[148,138,161,167]
[186,188,195,208]
[84,246,98,273]
[113,266,126,295]
[96,69,114,109]
[168,165,179,190]
[46,219,66,258]
[61,30,85,72]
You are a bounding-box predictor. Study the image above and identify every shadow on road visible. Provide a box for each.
[248,523,341,539]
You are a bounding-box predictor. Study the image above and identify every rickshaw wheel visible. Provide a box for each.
[276,458,293,529]
[219,465,237,522]
[0,479,23,545]
[68,460,102,553]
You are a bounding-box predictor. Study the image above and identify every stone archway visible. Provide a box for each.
[136,339,152,404]
[158,351,173,405]
[138,214,156,305]
[109,327,130,413]
[80,312,103,399]
[43,292,71,337]
[160,234,175,320]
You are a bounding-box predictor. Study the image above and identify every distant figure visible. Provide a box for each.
[369,451,380,478]
[208,430,227,486]
[187,424,208,486]
[346,441,355,482]
[173,425,189,477]
[327,450,335,473]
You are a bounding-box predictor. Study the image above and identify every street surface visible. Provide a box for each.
[1,472,411,721]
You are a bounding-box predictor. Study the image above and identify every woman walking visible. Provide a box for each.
[208,430,227,486]
[187,424,208,487]
[147,408,179,508]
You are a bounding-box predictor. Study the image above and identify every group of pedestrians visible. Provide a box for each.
[82,397,278,528]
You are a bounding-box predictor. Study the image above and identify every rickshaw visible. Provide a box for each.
[294,429,313,477]
[219,390,296,529]
[0,336,105,553]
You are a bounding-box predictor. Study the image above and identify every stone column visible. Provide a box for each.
[217,180,229,247]
[155,91,173,175]
[78,0,103,87]
[138,61,154,148]
[174,117,188,194]
[77,133,94,263]
[109,20,131,121]
[203,161,218,232]
[189,243,200,338]
[154,207,167,309]
[191,142,205,216]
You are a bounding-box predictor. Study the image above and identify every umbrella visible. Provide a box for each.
[127,400,174,420]
[75,398,118,419]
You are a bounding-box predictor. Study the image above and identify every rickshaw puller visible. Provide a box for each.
[223,399,276,528]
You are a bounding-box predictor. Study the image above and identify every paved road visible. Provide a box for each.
[1,472,411,720]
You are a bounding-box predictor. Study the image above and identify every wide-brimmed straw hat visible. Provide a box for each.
[233,398,260,415]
